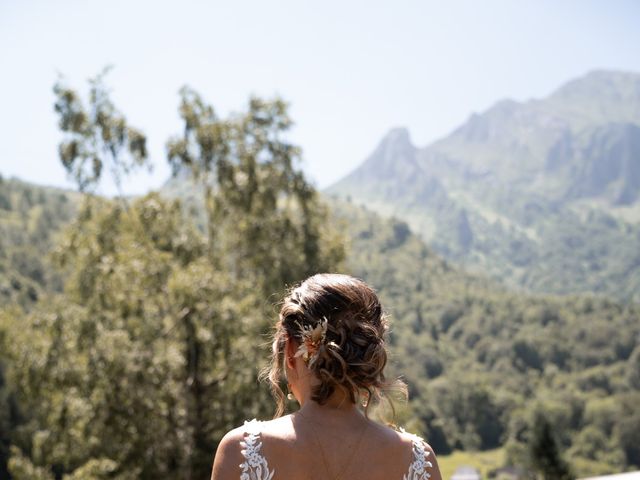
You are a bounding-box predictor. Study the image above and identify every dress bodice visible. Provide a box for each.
[238,419,433,480]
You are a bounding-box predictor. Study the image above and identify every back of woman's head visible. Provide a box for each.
[265,273,406,417]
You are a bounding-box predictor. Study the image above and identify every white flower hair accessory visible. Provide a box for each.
[294,317,328,367]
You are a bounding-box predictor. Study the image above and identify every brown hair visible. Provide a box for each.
[264,273,407,417]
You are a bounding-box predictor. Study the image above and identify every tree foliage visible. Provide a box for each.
[0,76,343,479]
[166,88,339,295]
[529,411,574,480]
[53,67,148,193]
[330,198,640,476]
[0,178,78,308]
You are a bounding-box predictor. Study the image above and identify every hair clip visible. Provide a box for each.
[294,317,328,367]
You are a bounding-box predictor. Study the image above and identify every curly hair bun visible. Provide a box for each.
[266,273,407,417]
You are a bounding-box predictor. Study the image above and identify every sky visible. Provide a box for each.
[1,0,639,196]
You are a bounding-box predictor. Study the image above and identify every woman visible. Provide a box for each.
[211,273,442,480]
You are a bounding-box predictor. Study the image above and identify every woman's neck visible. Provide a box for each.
[297,391,362,424]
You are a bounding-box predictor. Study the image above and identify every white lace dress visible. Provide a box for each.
[239,419,433,480]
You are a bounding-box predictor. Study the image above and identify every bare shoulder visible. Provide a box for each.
[365,420,421,449]
[211,415,295,479]
[210,425,246,480]
[396,427,443,480]
[249,414,297,442]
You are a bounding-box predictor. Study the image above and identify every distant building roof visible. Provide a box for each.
[581,472,640,480]
[451,466,481,480]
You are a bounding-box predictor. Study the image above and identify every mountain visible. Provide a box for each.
[327,70,640,302]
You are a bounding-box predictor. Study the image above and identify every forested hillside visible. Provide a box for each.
[328,70,640,302]
[1,177,638,478]
[330,198,640,475]
[1,72,639,479]
[0,177,78,308]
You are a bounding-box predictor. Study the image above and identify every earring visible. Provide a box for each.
[287,382,295,401]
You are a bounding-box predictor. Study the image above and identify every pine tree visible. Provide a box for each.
[529,411,574,480]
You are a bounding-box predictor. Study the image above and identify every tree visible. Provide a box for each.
[627,346,640,389]
[53,67,148,193]
[166,88,342,294]
[2,73,343,480]
[529,411,574,480]
[5,194,257,479]
[165,87,345,477]
[0,356,19,480]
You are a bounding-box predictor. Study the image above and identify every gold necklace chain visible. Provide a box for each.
[298,410,369,480]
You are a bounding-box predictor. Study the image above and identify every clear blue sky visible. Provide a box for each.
[1,0,639,195]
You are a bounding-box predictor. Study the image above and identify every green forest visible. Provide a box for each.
[0,75,639,479]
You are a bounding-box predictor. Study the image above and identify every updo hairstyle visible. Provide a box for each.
[265,273,407,417]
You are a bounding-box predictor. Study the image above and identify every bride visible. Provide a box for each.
[211,273,442,480]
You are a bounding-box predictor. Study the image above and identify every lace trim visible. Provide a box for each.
[399,428,433,480]
[239,419,275,480]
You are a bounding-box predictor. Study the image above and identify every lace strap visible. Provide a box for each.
[402,433,433,480]
[239,419,275,480]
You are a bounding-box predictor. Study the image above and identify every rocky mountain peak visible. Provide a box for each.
[550,69,640,101]
[378,127,414,151]
[338,127,418,183]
